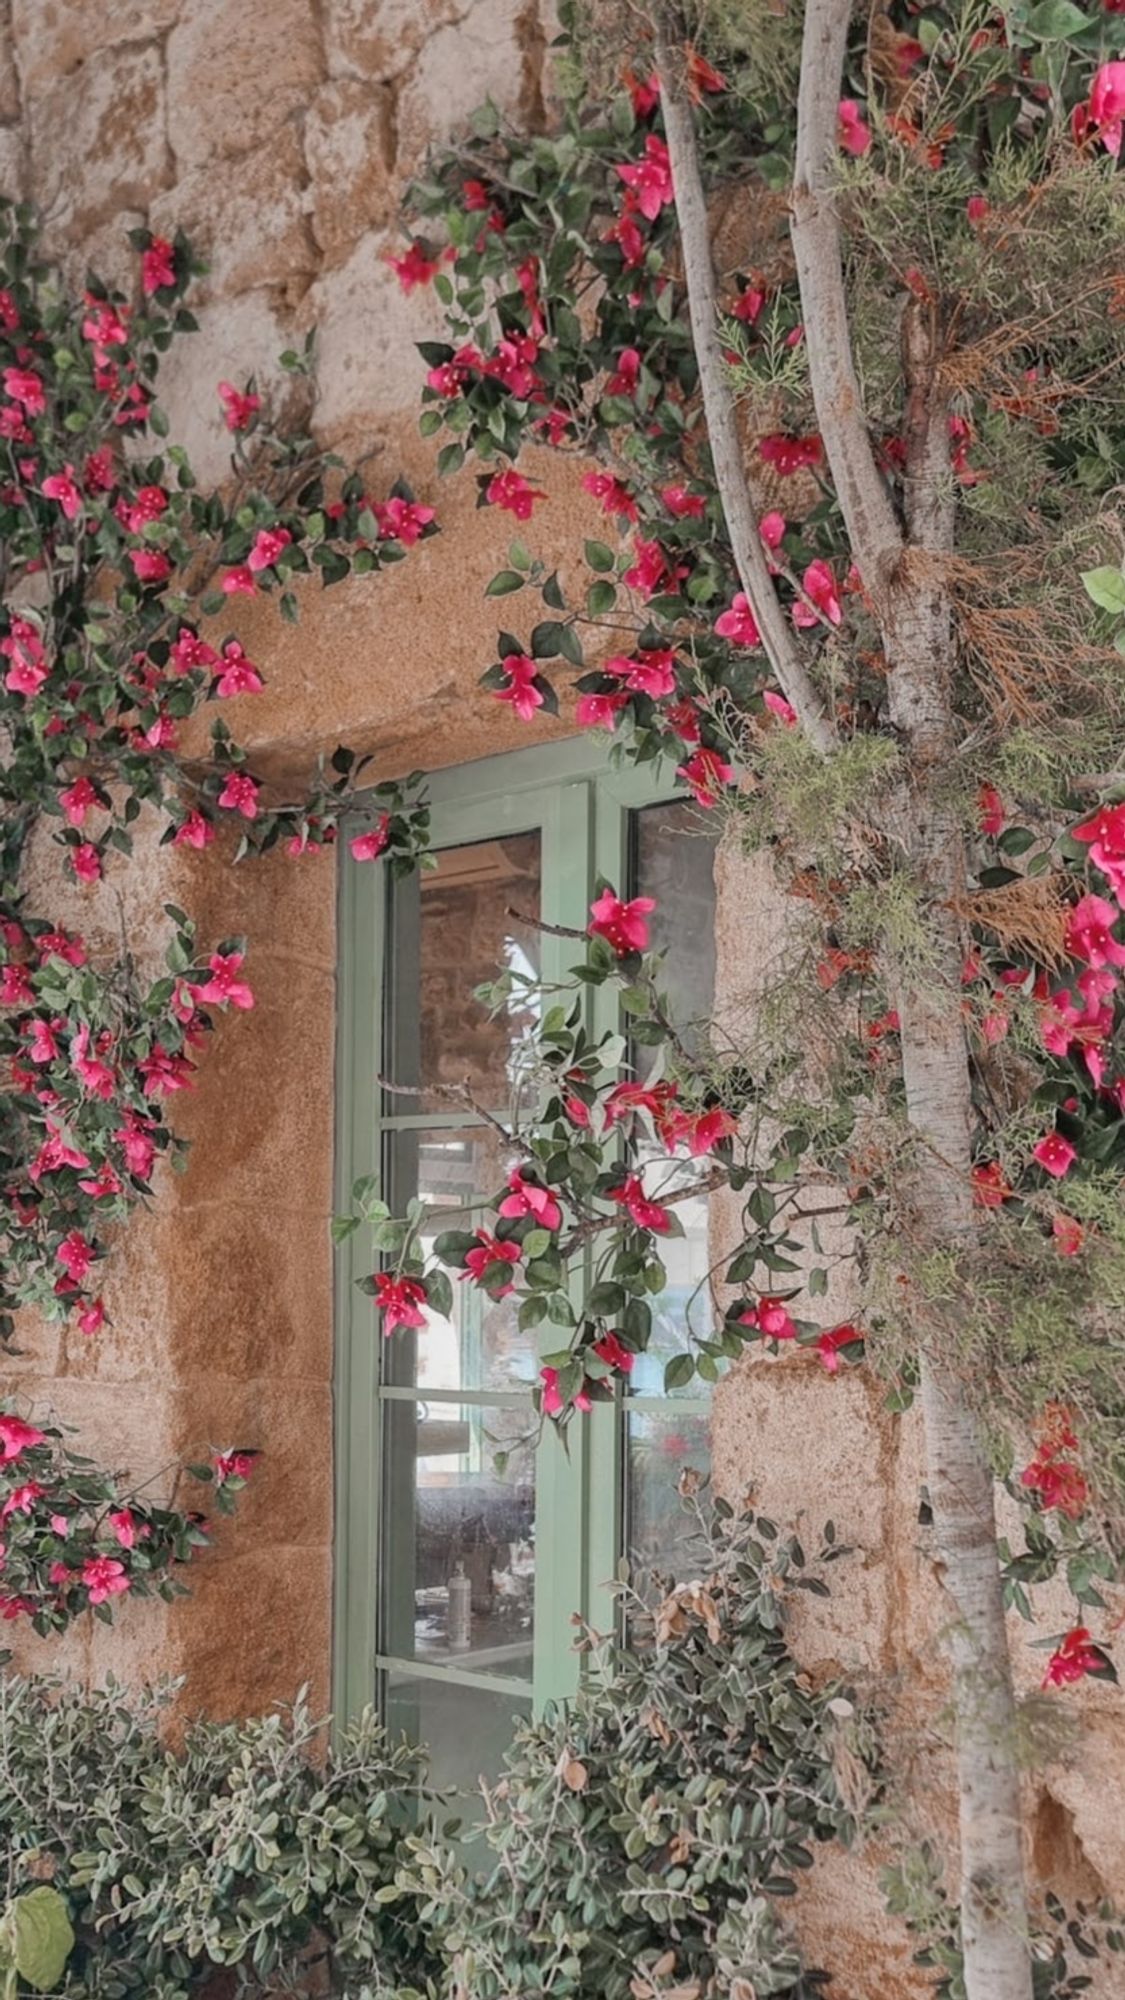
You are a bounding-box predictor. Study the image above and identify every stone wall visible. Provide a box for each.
[2,5,1123,1996]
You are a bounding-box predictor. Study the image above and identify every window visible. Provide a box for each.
[334,741,717,1790]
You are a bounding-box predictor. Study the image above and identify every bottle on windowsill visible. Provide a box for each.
[446,1561,472,1652]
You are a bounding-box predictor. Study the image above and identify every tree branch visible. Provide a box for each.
[655,33,837,755]
[790,0,903,597]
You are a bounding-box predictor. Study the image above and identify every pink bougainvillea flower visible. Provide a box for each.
[977,784,1004,835]
[714,592,761,647]
[71,842,102,884]
[1042,1626,1112,1688]
[26,1017,61,1064]
[28,1124,91,1181]
[493,652,545,721]
[1052,1214,1086,1257]
[1065,894,1125,970]
[623,537,680,599]
[1072,801,1125,902]
[384,241,442,291]
[3,366,44,415]
[677,746,735,808]
[217,772,260,819]
[141,237,176,294]
[349,813,391,863]
[463,1231,521,1296]
[197,951,254,1010]
[373,495,436,545]
[129,547,171,584]
[763,689,798,727]
[77,1297,106,1335]
[215,1449,258,1482]
[660,483,706,519]
[247,525,292,572]
[604,648,678,698]
[732,282,766,324]
[137,1043,196,1096]
[582,470,638,521]
[1,1483,45,1524]
[173,810,215,851]
[115,1117,157,1179]
[972,1160,1010,1208]
[1033,1131,1077,1178]
[739,1296,797,1340]
[758,432,824,476]
[41,465,82,519]
[215,640,264,698]
[966,194,990,224]
[217,380,261,432]
[817,1323,864,1373]
[0,963,34,1006]
[110,1508,138,1549]
[666,1105,738,1155]
[82,1554,131,1603]
[588,888,655,955]
[759,510,786,562]
[72,1024,116,1098]
[792,558,843,628]
[605,346,642,397]
[2,617,49,695]
[499,1168,563,1232]
[81,296,129,348]
[221,564,257,596]
[0,1415,46,1462]
[837,99,873,154]
[1021,1428,1088,1518]
[576,689,629,731]
[610,1173,672,1233]
[665,698,702,745]
[37,929,86,967]
[56,1230,95,1285]
[1089,61,1125,156]
[372,1270,428,1334]
[59,777,100,827]
[485,468,547,521]
[170,628,220,675]
[539,1365,592,1417]
[592,1330,635,1374]
[615,135,674,221]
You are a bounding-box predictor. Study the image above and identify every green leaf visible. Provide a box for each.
[1080,566,1125,615]
[586,580,617,618]
[9,1888,75,1992]
[1025,0,1095,37]
[584,540,615,573]
[485,570,526,597]
[663,1353,695,1391]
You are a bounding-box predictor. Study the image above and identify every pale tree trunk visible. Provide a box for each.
[659,3,1034,1991]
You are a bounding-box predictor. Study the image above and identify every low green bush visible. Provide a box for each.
[0,1499,866,1999]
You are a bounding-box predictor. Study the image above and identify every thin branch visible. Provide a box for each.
[790,0,904,596]
[378,1073,513,1144]
[654,31,838,755]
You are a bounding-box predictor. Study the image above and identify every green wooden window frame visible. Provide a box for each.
[333,737,713,1735]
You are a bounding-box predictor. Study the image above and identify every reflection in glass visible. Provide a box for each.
[385,1673,530,1797]
[381,1401,535,1680]
[627,1150,715,1396]
[626,1407,711,1581]
[383,1127,532,1393]
[633,801,717,1054]
[386,831,541,1115]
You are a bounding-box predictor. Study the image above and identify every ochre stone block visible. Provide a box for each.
[168,1546,333,1718]
[324,0,465,84]
[28,42,169,225]
[305,80,396,265]
[150,125,315,304]
[158,1200,334,1385]
[165,0,322,168]
[11,0,181,98]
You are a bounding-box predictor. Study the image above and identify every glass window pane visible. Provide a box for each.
[385,831,541,1116]
[626,1151,715,1395]
[380,1400,535,1681]
[633,801,717,1052]
[383,1126,533,1393]
[385,1673,530,1796]
[626,1407,711,1580]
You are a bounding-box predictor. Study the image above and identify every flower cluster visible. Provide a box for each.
[0,1407,254,1635]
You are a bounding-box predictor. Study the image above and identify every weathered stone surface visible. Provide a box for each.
[324,0,466,83]
[0,1,21,123]
[305,78,395,264]
[11,0,181,99]
[0,119,26,199]
[308,231,451,432]
[151,125,315,304]
[396,0,539,166]
[170,1546,333,1717]
[150,289,296,491]
[166,0,322,168]
[28,40,169,223]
